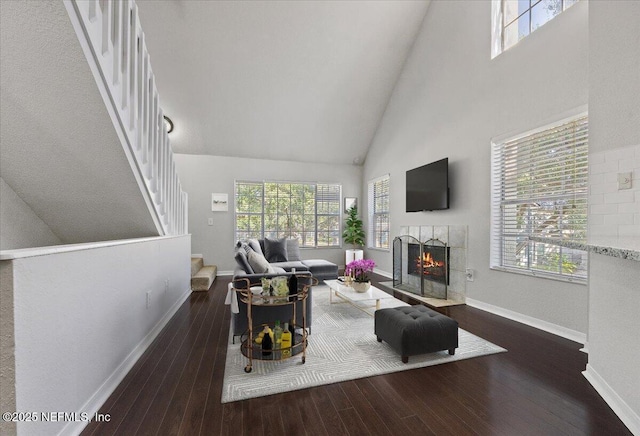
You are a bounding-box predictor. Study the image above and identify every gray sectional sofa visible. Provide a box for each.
[233,238,338,282]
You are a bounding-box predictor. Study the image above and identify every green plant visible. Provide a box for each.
[342,205,365,248]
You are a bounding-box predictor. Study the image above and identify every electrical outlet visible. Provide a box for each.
[466,268,474,282]
[146,290,152,308]
[618,172,632,190]
[165,279,169,294]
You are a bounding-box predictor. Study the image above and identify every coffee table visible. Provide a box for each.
[325,279,395,316]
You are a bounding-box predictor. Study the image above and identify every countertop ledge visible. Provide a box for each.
[529,237,640,262]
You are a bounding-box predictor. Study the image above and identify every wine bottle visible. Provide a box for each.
[274,320,283,359]
[288,268,298,301]
[261,325,273,357]
[281,322,292,358]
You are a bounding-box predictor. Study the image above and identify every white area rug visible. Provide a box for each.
[221,286,506,403]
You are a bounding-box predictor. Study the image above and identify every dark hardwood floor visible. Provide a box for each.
[83,273,631,435]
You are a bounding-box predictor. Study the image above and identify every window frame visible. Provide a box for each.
[491,0,580,58]
[234,180,342,248]
[490,111,589,284]
[368,174,390,251]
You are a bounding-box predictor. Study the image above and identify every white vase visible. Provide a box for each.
[345,249,364,265]
[351,281,370,293]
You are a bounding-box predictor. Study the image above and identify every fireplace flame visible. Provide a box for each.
[415,252,445,273]
[416,253,444,268]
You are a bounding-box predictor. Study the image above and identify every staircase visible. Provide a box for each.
[64,0,187,236]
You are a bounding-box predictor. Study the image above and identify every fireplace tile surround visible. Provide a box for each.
[394,225,467,304]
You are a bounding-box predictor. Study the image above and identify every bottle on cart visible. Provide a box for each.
[281,322,292,358]
[273,320,283,358]
[289,318,296,339]
[261,325,273,357]
[288,268,298,301]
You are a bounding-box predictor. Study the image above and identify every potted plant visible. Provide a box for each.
[343,205,365,265]
[345,259,376,293]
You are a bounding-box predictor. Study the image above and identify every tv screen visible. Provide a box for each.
[406,158,449,212]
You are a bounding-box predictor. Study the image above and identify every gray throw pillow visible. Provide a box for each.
[264,237,288,262]
[234,250,254,274]
[286,238,301,261]
[247,249,271,274]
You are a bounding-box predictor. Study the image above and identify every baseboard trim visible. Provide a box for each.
[62,287,191,436]
[465,298,587,345]
[217,270,235,276]
[583,364,640,435]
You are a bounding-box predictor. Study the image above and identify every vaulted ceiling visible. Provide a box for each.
[136,0,430,165]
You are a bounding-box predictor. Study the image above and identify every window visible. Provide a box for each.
[368,175,390,250]
[490,114,588,282]
[235,181,341,248]
[492,0,580,57]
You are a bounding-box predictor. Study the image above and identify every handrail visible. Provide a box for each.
[64,0,187,235]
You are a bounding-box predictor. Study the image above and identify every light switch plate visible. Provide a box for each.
[617,172,632,190]
[208,218,214,226]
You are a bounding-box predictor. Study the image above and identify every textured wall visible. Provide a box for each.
[175,154,363,272]
[0,261,16,436]
[586,1,640,431]
[10,236,190,435]
[362,0,589,333]
[0,178,62,250]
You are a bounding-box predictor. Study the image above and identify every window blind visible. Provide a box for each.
[490,115,588,282]
[368,175,390,250]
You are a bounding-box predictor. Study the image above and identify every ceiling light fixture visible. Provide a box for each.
[163,115,174,134]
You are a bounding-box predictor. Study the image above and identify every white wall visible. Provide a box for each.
[362,0,589,334]
[3,235,191,436]
[585,2,640,433]
[175,154,363,272]
[0,178,62,250]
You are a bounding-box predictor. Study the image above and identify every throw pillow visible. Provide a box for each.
[247,239,264,257]
[234,250,254,274]
[286,238,301,261]
[264,237,288,263]
[236,241,252,256]
[247,249,271,274]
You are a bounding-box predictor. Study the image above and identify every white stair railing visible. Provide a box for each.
[64,0,187,235]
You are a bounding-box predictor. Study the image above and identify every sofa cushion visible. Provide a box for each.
[269,261,309,272]
[264,237,288,262]
[301,259,338,281]
[286,238,301,261]
[247,249,271,274]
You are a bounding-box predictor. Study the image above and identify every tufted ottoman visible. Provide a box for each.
[375,305,458,363]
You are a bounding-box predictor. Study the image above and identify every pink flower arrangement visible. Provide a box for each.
[345,259,376,282]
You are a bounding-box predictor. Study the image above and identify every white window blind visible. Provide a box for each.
[368,175,390,250]
[490,115,588,282]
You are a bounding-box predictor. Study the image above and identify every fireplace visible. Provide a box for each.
[407,243,450,285]
[393,235,450,299]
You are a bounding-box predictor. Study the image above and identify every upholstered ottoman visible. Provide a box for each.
[375,305,458,363]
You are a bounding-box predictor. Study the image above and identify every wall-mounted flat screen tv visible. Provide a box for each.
[406,158,449,212]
